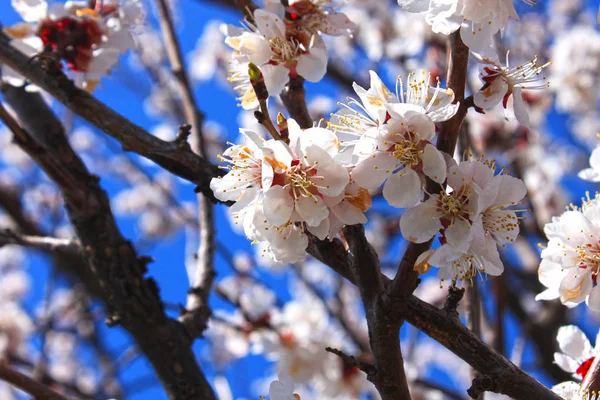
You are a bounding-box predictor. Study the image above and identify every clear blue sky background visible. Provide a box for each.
[1,1,600,399]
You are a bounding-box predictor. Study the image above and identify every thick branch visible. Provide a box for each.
[343,225,411,400]
[0,101,215,399]
[0,39,222,201]
[280,76,313,129]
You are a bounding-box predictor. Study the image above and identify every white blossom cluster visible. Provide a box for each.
[4,0,142,91]
[223,0,356,109]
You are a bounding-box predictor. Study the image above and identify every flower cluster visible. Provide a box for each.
[397,0,522,55]
[554,325,599,381]
[210,120,371,264]
[4,0,142,91]
[330,70,457,207]
[401,156,527,284]
[224,0,356,109]
[536,192,600,311]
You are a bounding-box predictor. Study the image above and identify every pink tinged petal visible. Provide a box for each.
[422,144,446,183]
[538,258,567,289]
[556,325,593,360]
[397,0,429,12]
[253,9,286,40]
[383,168,422,208]
[11,0,47,22]
[474,78,509,110]
[303,145,349,196]
[400,198,442,243]
[295,195,329,226]
[445,218,473,253]
[351,152,396,190]
[261,64,289,96]
[306,217,330,240]
[406,112,436,141]
[87,48,120,79]
[331,200,367,225]
[458,160,495,189]
[263,185,294,226]
[491,175,527,207]
[553,352,579,374]
[587,285,600,313]
[296,46,328,83]
[481,237,504,276]
[320,12,357,36]
[559,270,592,307]
[369,70,396,103]
[512,86,530,127]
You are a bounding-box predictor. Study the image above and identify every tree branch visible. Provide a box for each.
[0,361,70,400]
[280,76,313,129]
[0,38,222,201]
[0,229,78,254]
[154,0,216,340]
[0,100,215,399]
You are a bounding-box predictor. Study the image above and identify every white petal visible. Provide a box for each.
[12,0,47,22]
[587,285,600,313]
[331,200,367,225]
[296,45,328,83]
[262,64,289,96]
[512,86,530,127]
[254,9,286,40]
[400,198,442,243]
[397,0,430,13]
[307,217,330,240]
[351,152,396,190]
[304,145,349,197]
[295,195,328,226]
[263,185,294,226]
[383,168,422,208]
[553,352,579,374]
[474,79,508,110]
[445,218,473,253]
[422,144,446,183]
[556,325,593,360]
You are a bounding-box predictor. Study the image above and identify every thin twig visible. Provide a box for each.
[154,0,216,339]
[0,361,70,400]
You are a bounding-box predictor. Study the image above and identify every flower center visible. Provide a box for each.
[36,16,103,72]
[440,193,465,218]
[575,242,600,276]
[391,136,422,167]
[284,162,320,200]
[269,37,299,63]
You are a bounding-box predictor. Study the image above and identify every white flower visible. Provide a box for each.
[268,372,301,400]
[554,325,599,381]
[5,0,142,91]
[350,108,447,208]
[400,159,481,251]
[552,381,600,400]
[224,8,328,95]
[287,0,357,39]
[330,70,457,165]
[404,158,526,283]
[473,52,551,127]
[536,193,600,311]
[550,26,600,114]
[579,147,600,182]
[397,0,523,54]
[210,129,272,215]
[214,120,364,264]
